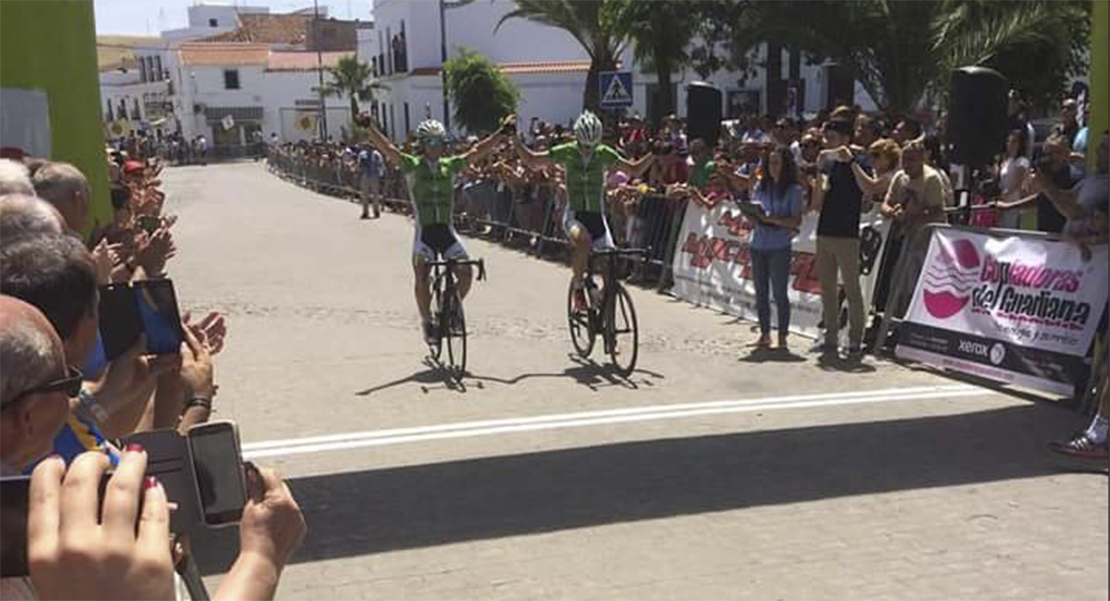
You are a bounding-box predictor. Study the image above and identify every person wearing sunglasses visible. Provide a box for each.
[0,296,72,476]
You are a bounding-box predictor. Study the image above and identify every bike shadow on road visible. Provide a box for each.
[190,399,1093,574]
[355,355,666,396]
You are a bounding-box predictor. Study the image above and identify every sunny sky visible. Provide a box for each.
[93,0,373,36]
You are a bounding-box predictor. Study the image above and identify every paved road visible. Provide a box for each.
[163,163,1107,600]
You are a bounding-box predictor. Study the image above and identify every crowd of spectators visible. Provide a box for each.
[1,148,306,599]
[266,94,1105,341]
[263,93,1106,457]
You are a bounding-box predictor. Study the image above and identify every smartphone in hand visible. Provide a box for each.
[98,279,184,359]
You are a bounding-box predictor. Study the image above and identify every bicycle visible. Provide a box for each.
[566,248,648,377]
[426,257,487,380]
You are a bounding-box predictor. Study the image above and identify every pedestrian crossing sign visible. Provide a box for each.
[600,71,634,108]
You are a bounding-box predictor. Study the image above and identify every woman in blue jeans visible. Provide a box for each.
[750,146,804,349]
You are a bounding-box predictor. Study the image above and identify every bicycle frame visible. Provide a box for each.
[586,248,649,313]
[427,258,487,297]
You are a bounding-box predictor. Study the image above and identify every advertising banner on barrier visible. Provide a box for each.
[895,229,1108,396]
[670,202,889,339]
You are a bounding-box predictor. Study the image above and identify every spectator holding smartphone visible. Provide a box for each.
[811,119,869,356]
[1,295,79,598]
[13,450,306,601]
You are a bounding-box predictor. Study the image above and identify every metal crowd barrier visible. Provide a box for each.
[265,159,690,288]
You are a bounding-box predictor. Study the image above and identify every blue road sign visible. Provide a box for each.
[599,71,634,108]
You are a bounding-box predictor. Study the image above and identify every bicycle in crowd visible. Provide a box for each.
[568,247,649,377]
[426,257,487,380]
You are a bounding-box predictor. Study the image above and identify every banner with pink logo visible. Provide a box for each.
[896,228,1108,396]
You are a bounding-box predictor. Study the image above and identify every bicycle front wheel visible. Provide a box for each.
[567,280,596,358]
[604,284,639,377]
[428,276,444,361]
[444,291,467,380]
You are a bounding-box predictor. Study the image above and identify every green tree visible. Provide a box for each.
[615,0,700,124]
[498,0,628,112]
[322,55,389,122]
[444,49,520,134]
[690,0,1089,115]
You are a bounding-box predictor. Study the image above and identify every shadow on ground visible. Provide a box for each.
[356,354,665,396]
[192,401,1093,574]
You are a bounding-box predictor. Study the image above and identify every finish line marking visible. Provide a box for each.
[242,385,988,460]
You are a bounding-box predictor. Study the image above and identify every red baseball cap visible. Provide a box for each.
[123,160,144,174]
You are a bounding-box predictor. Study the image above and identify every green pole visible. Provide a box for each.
[0,0,111,237]
[1088,0,1107,171]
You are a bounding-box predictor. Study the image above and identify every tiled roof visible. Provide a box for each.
[407,60,594,77]
[97,35,161,72]
[501,60,594,75]
[203,13,310,45]
[267,51,353,72]
[179,43,270,66]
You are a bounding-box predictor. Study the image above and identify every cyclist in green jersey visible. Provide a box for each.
[512,111,653,311]
[366,117,511,342]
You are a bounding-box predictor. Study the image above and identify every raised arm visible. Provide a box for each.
[365,122,404,167]
[513,132,554,172]
[616,152,654,179]
[851,161,889,197]
[461,122,510,168]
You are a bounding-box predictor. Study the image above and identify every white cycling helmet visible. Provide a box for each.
[574,111,603,148]
[416,119,447,146]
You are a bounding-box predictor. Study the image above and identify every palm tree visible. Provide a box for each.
[616,0,699,124]
[497,0,628,112]
[694,0,1088,115]
[322,55,389,122]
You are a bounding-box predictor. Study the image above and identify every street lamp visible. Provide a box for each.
[314,0,329,142]
[439,0,465,133]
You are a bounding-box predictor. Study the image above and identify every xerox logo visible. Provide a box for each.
[923,238,980,319]
[958,339,989,356]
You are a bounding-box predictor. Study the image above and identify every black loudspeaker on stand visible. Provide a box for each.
[686,82,722,147]
[948,66,1009,167]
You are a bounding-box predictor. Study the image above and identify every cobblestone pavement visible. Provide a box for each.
[164,163,1108,601]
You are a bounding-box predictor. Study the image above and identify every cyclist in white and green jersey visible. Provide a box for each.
[366,117,510,342]
[512,111,653,311]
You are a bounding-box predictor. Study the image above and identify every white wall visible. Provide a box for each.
[262,70,351,142]
[373,0,585,71]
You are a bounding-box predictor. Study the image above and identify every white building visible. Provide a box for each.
[160,2,269,42]
[171,43,354,147]
[367,0,875,142]
[99,2,365,149]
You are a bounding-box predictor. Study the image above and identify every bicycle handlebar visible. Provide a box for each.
[425,257,487,281]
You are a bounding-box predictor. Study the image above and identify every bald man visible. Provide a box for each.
[32,162,91,233]
[0,296,73,475]
[0,193,66,242]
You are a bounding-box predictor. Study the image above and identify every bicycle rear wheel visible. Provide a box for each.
[444,290,467,379]
[604,284,639,377]
[567,279,596,358]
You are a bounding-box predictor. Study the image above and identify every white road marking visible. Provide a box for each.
[243,385,988,460]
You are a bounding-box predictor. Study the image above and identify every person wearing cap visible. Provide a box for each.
[811,118,870,357]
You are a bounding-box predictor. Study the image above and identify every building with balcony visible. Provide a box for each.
[365,0,875,142]
[98,2,367,148]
